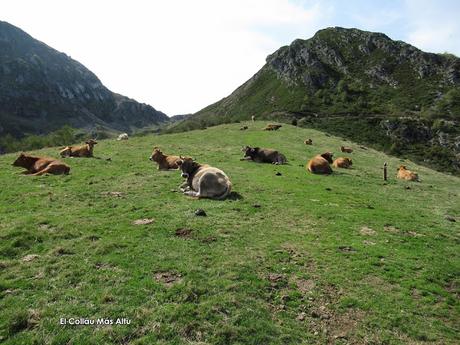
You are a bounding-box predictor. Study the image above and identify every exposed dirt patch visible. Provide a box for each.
[175,228,193,238]
[338,246,356,253]
[154,271,182,287]
[267,273,286,289]
[292,277,316,294]
[101,191,124,197]
[360,226,376,236]
[132,218,155,225]
[22,254,39,262]
[383,224,400,233]
[200,236,217,243]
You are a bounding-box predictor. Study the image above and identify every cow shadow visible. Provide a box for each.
[227,192,243,200]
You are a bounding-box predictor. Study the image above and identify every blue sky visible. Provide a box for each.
[2,0,459,115]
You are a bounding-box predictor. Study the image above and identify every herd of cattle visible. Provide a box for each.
[10,124,420,198]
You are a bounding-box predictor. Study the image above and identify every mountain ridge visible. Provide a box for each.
[0,21,169,138]
[168,27,460,174]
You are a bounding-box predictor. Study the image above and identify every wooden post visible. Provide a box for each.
[383,162,388,181]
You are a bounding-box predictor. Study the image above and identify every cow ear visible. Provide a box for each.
[177,160,183,166]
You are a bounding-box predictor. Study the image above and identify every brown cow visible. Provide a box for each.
[340,146,353,153]
[149,147,182,170]
[333,157,353,168]
[178,157,232,199]
[241,146,287,164]
[60,139,97,157]
[304,139,313,145]
[263,124,282,131]
[12,153,70,176]
[397,165,419,181]
[306,152,334,174]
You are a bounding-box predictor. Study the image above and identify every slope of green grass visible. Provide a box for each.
[0,122,459,344]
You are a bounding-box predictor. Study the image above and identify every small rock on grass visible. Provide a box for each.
[445,215,456,222]
[22,254,39,262]
[195,209,207,217]
[133,218,155,225]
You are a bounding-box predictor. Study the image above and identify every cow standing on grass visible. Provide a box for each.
[60,139,97,158]
[178,157,232,199]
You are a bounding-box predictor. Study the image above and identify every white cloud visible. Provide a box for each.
[404,0,460,55]
[1,0,331,115]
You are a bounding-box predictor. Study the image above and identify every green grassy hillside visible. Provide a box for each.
[0,122,459,344]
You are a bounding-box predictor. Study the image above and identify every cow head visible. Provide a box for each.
[242,146,258,158]
[344,157,353,165]
[86,139,98,147]
[177,156,199,179]
[398,165,407,171]
[320,152,334,164]
[12,152,33,168]
[150,147,164,162]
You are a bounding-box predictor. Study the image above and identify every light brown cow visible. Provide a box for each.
[304,139,313,145]
[397,165,419,181]
[306,152,334,174]
[149,147,182,170]
[12,153,70,176]
[178,157,232,199]
[333,157,353,168]
[263,124,282,131]
[340,146,353,153]
[60,139,97,158]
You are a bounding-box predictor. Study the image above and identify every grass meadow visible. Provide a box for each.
[0,122,459,344]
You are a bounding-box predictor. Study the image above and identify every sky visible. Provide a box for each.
[2,0,460,115]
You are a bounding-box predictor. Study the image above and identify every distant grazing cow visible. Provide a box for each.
[60,139,97,158]
[251,115,255,122]
[340,146,353,153]
[149,147,182,170]
[178,157,232,199]
[263,124,282,131]
[240,126,248,131]
[307,152,334,174]
[397,165,419,181]
[12,153,70,176]
[241,146,287,165]
[304,139,313,145]
[333,157,353,168]
[117,133,129,141]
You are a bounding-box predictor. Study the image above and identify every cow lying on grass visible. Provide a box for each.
[263,124,282,131]
[397,165,419,181]
[340,146,353,153]
[304,139,313,145]
[149,147,182,170]
[60,139,97,158]
[333,157,353,168]
[307,152,334,174]
[178,157,232,199]
[241,146,287,164]
[12,153,70,176]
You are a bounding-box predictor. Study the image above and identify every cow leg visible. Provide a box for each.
[183,190,200,198]
[31,164,63,176]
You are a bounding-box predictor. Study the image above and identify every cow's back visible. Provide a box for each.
[307,155,332,174]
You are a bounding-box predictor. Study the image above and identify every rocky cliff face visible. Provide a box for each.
[0,21,168,137]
